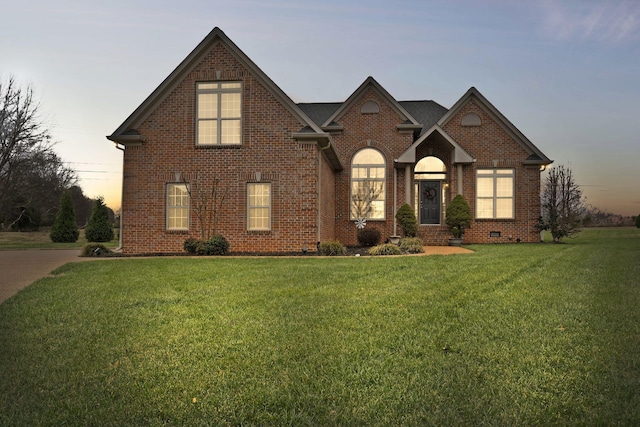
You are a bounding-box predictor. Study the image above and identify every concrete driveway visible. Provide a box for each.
[0,249,87,304]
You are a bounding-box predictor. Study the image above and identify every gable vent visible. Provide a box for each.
[360,100,380,114]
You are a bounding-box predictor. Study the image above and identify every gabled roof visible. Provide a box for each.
[320,77,422,131]
[399,101,449,136]
[438,87,552,165]
[396,124,474,166]
[107,27,343,170]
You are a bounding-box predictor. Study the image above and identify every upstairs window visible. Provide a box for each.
[351,148,385,220]
[476,169,514,219]
[197,82,242,145]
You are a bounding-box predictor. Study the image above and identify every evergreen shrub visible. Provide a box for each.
[50,190,79,243]
[85,197,114,242]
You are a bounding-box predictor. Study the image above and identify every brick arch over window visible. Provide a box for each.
[350,148,386,220]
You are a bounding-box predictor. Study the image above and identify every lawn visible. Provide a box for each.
[0,228,638,425]
[0,229,119,250]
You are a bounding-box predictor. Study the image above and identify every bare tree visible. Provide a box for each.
[0,77,76,229]
[350,181,384,219]
[184,177,227,240]
[538,164,585,243]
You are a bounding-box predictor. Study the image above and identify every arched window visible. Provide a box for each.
[351,148,385,219]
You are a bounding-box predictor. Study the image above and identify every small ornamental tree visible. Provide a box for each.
[85,197,114,242]
[50,190,79,243]
[445,194,472,238]
[635,214,640,228]
[395,203,417,237]
[538,165,584,243]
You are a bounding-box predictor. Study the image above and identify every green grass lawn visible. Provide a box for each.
[1,228,638,425]
[0,229,119,250]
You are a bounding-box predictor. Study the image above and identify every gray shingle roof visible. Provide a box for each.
[297,100,448,135]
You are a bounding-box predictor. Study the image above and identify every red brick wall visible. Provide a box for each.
[121,41,322,254]
[330,87,415,246]
[442,97,542,243]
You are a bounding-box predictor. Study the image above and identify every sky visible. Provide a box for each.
[2,0,639,216]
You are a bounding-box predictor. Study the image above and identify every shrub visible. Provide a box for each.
[183,238,199,254]
[396,203,417,237]
[357,228,381,247]
[636,214,640,228]
[85,197,114,242]
[50,190,79,243]
[369,243,402,256]
[319,240,346,256]
[194,234,230,256]
[81,243,112,257]
[399,237,424,254]
[445,194,472,238]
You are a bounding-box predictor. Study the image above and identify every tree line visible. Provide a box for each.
[0,77,113,231]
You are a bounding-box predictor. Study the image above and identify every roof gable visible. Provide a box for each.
[439,87,552,165]
[320,77,421,130]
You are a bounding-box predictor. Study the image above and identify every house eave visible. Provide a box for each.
[107,134,145,146]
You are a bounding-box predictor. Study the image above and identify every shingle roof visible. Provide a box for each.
[398,101,449,136]
[297,103,342,126]
[297,100,448,135]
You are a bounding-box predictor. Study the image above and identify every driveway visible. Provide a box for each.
[0,249,87,304]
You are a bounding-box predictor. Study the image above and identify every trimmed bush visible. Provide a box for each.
[183,238,199,254]
[195,234,230,256]
[50,190,79,243]
[85,197,114,242]
[396,203,418,237]
[319,240,347,256]
[636,214,640,228]
[445,194,472,238]
[399,237,424,254]
[81,243,112,257]
[357,228,381,247]
[369,243,402,256]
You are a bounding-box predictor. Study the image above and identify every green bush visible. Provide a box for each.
[85,197,114,242]
[357,228,381,247]
[636,215,640,228]
[195,234,229,256]
[399,237,424,254]
[183,238,199,254]
[445,194,472,238]
[396,203,417,237]
[369,243,402,256]
[50,190,79,243]
[319,240,346,256]
[81,243,112,257]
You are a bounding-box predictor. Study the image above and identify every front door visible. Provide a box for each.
[419,181,440,224]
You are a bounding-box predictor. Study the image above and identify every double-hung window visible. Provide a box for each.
[476,169,514,219]
[197,82,242,145]
[248,183,271,230]
[167,183,189,230]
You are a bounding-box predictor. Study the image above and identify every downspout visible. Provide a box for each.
[114,143,125,251]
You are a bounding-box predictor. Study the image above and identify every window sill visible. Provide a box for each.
[196,144,242,149]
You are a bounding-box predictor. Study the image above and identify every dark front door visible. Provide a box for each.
[419,181,440,224]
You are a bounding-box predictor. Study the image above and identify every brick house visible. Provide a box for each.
[108,27,552,254]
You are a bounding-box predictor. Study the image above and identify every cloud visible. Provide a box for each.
[540,0,640,43]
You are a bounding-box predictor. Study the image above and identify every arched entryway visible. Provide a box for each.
[414,156,446,225]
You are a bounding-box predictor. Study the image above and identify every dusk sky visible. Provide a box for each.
[3,0,639,216]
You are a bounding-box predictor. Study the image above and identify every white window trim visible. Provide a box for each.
[196,82,242,146]
[247,183,272,231]
[476,168,515,219]
[166,183,190,231]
